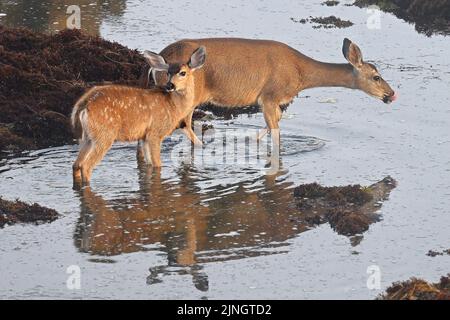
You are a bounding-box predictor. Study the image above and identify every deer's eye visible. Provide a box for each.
[373,75,381,81]
[179,71,186,77]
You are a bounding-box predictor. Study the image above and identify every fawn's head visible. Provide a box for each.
[144,46,206,93]
[343,38,397,104]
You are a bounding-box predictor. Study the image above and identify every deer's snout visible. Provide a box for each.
[164,82,175,92]
[383,90,397,104]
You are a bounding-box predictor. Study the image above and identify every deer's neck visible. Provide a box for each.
[298,56,356,90]
[169,85,196,120]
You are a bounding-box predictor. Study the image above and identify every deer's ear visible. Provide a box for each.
[188,46,206,70]
[342,38,363,68]
[143,50,169,72]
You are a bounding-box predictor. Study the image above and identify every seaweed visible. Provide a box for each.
[379,274,450,300]
[0,197,59,228]
[291,16,354,29]
[293,176,396,236]
[322,1,340,6]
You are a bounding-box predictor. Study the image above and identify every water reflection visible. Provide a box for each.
[73,161,395,291]
[74,164,297,291]
[0,0,126,35]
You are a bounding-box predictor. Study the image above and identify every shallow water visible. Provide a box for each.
[1,0,450,299]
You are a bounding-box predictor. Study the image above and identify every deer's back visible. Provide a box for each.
[80,85,170,141]
[84,85,165,114]
[159,38,307,107]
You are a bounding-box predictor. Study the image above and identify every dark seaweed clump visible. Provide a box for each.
[353,0,450,36]
[322,1,340,6]
[378,274,450,300]
[291,16,354,29]
[0,197,59,228]
[294,183,373,235]
[293,176,396,236]
[0,26,146,155]
[426,249,450,257]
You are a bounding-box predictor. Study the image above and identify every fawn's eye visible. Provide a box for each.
[373,75,381,81]
[179,71,186,77]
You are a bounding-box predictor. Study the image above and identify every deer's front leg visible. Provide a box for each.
[149,139,162,168]
[182,111,202,146]
[136,140,146,163]
[257,128,269,141]
[261,100,283,175]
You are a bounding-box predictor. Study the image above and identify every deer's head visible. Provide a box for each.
[143,46,206,93]
[343,38,396,104]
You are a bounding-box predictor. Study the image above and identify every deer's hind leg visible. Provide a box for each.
[73,139,94,185]
[73,137,114,185]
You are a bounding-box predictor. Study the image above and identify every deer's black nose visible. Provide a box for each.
[164,82,175,92]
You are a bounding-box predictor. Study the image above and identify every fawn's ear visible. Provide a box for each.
[143,50,169,72]
[188,46,206,70]
[342,38,363,69]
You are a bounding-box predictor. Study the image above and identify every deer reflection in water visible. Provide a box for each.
[73,163,396,292]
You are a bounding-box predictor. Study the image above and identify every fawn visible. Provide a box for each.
[71,46,206,185]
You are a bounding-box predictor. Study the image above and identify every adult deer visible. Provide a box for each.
[140,38,396,149]
[71,47,206,185]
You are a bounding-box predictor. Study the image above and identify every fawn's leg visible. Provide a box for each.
[79,138,114,184]
[149,139,162,168]
[138,139,152,166]
[73,139,94,186]
[182,112,202,146]
[136,140,145,163]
